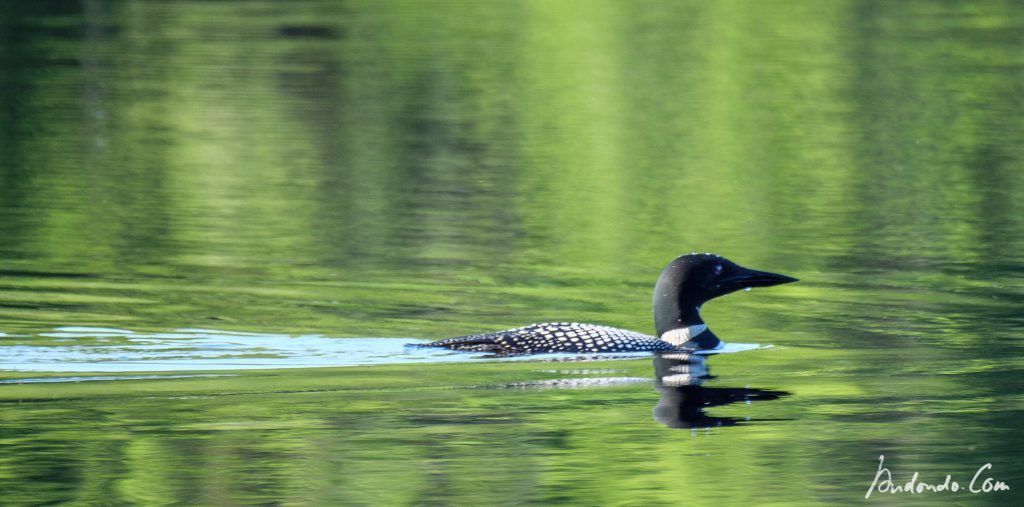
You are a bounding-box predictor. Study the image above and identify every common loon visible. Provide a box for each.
[421,253,797,355]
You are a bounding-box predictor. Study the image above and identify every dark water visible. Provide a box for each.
[2,1,1023,505]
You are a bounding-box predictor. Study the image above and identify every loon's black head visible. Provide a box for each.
[652,253,797,348]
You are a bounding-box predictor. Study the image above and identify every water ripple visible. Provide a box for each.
[0,327,655,372]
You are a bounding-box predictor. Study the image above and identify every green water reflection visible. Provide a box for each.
[1,0,1023,505]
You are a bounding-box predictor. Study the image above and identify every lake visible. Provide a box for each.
[1,1,1023,505]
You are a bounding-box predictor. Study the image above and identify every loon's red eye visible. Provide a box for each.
[713,264,723,275]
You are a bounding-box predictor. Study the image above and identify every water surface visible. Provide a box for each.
[1,1,1023,505]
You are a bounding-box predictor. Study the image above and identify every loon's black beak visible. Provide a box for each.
[723,266,798,292]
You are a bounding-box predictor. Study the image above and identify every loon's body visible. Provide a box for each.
[420,253,796,355]
[425,322,678,354]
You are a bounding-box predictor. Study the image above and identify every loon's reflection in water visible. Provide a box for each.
[493,350,789,429]
[652,352,789,429]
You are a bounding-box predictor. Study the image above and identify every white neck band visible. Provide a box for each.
[659,324,708,346]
